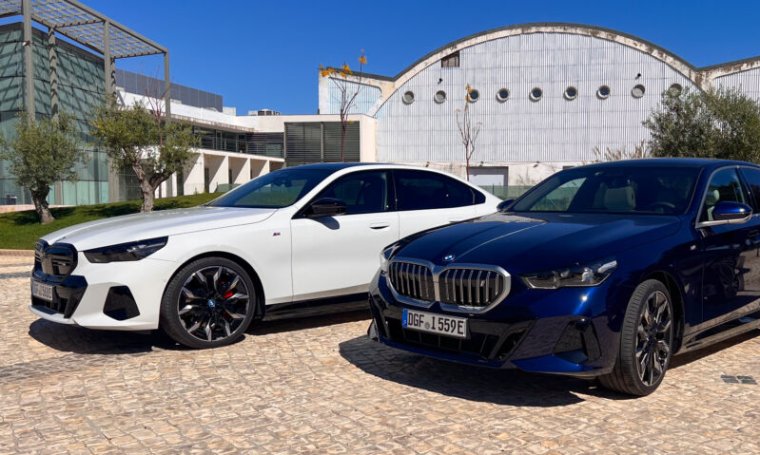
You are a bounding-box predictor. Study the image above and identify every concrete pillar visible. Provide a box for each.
[164,52,171,116]
[103,21,114,100]
[47,27,58,118]
[229,157,249,185]
[250,159,269,179]
[183,153,204,195]
[22,0,34,119]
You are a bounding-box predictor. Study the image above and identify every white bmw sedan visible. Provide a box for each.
[30,163,500,348]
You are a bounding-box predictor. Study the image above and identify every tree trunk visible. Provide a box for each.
[340,121,347,162]
[132,161,156,213]
[140,180,156,212]
[31,189,54,224]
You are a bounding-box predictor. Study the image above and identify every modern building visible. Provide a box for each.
[3,6,760,207]
[0,0,285,208]
[318,23,760,196]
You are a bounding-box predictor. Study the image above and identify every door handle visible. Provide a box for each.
[448,218,466,224]
[370,222,390,230]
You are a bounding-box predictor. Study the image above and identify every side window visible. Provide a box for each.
[700,168,745,222]
[314,171,390,215]
[740,167,760,211]
[395,170,477,211]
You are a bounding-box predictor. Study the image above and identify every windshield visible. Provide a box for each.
[207,168,333,209]
[510,166,701,215]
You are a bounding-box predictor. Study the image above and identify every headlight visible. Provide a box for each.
[84,237,168,263]
[379,244,401,273]
[523,259,617,289]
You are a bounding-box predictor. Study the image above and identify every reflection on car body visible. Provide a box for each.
[369,159,760,396]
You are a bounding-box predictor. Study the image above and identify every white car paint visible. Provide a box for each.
[30,164,500,332]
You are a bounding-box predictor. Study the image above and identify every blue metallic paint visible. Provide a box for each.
[369,159,760,378]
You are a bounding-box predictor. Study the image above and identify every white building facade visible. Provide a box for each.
[318,23,760,196]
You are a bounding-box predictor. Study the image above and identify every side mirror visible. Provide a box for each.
[497,199,515,211]
[712,201,752,224]
[307,197,347,218]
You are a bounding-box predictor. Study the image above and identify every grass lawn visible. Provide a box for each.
[0,193,218,250]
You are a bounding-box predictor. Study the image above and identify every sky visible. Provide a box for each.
[80,0,760,115]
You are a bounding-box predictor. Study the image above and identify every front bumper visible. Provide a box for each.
[369,272,624,377]
[30,250,177,331]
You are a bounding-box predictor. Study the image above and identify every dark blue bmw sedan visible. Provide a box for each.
[368,158,760,395]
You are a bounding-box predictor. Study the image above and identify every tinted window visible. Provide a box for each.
[700,168,746,222]
[511,166,699,215]
[314,171,390,215]
[208,168,331,208]
[395,170,479,211]
[530,177,586,211]
[740,167,760,211]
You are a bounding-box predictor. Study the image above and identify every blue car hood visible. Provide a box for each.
[395,212,682,274]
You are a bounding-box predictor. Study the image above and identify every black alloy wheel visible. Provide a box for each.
[599,279,675,396]
[160,257,257,349]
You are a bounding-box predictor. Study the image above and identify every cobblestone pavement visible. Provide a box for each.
[1,255,760,454]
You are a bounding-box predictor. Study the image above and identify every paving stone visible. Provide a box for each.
[1,256,760,453]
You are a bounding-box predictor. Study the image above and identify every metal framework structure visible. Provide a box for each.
[0,0,170,117]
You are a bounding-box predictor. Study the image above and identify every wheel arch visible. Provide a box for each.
[165,251,266,322]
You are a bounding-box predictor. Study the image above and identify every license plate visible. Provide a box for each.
[402,308,468,339]
[31,281,54,302]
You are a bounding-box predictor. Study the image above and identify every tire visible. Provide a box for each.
[599,279,675,396]
[160,257,257,349]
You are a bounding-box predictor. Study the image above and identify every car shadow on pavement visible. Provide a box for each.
[29,310,372,354]
[338,335,625,407]
[670,330,759,370]
[28,319,174,355]
[249,309,370,336]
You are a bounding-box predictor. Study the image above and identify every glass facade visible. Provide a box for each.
[0,23,109,206]
[194,127,284,158]
[116,69,223,111]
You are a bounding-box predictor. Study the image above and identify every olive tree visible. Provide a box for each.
[0,113,83,224]
[645,87,760,162]
[91,100,197,212]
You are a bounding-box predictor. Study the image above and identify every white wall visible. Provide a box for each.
[373,32,695,182]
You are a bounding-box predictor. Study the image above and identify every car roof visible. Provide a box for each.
[582,157,760,171]
[287,162,375,171]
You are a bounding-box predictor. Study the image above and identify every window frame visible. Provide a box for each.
[390,169,483,212]
[696,166,752,227]
[296,169,393,218]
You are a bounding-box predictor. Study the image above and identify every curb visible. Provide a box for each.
[0,249,35,257]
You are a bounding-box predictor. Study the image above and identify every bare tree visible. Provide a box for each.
[320,51,367,161]
[456,85,482,180]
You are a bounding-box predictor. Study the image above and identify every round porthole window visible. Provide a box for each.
[597,85,611,99]
[668,83,683,96]
[434,90,446,104]
[530,87,543,101]
[631,84,646,98]
[496,88,510,102]
[467,88,480,103]
[402,91,415,105]
[564,86,578,100]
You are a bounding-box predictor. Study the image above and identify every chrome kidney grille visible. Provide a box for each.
[388,259,511,313]
[388,262,435,301]
[439,268,507,307]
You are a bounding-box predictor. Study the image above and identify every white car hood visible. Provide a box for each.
[42,206,278,250]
